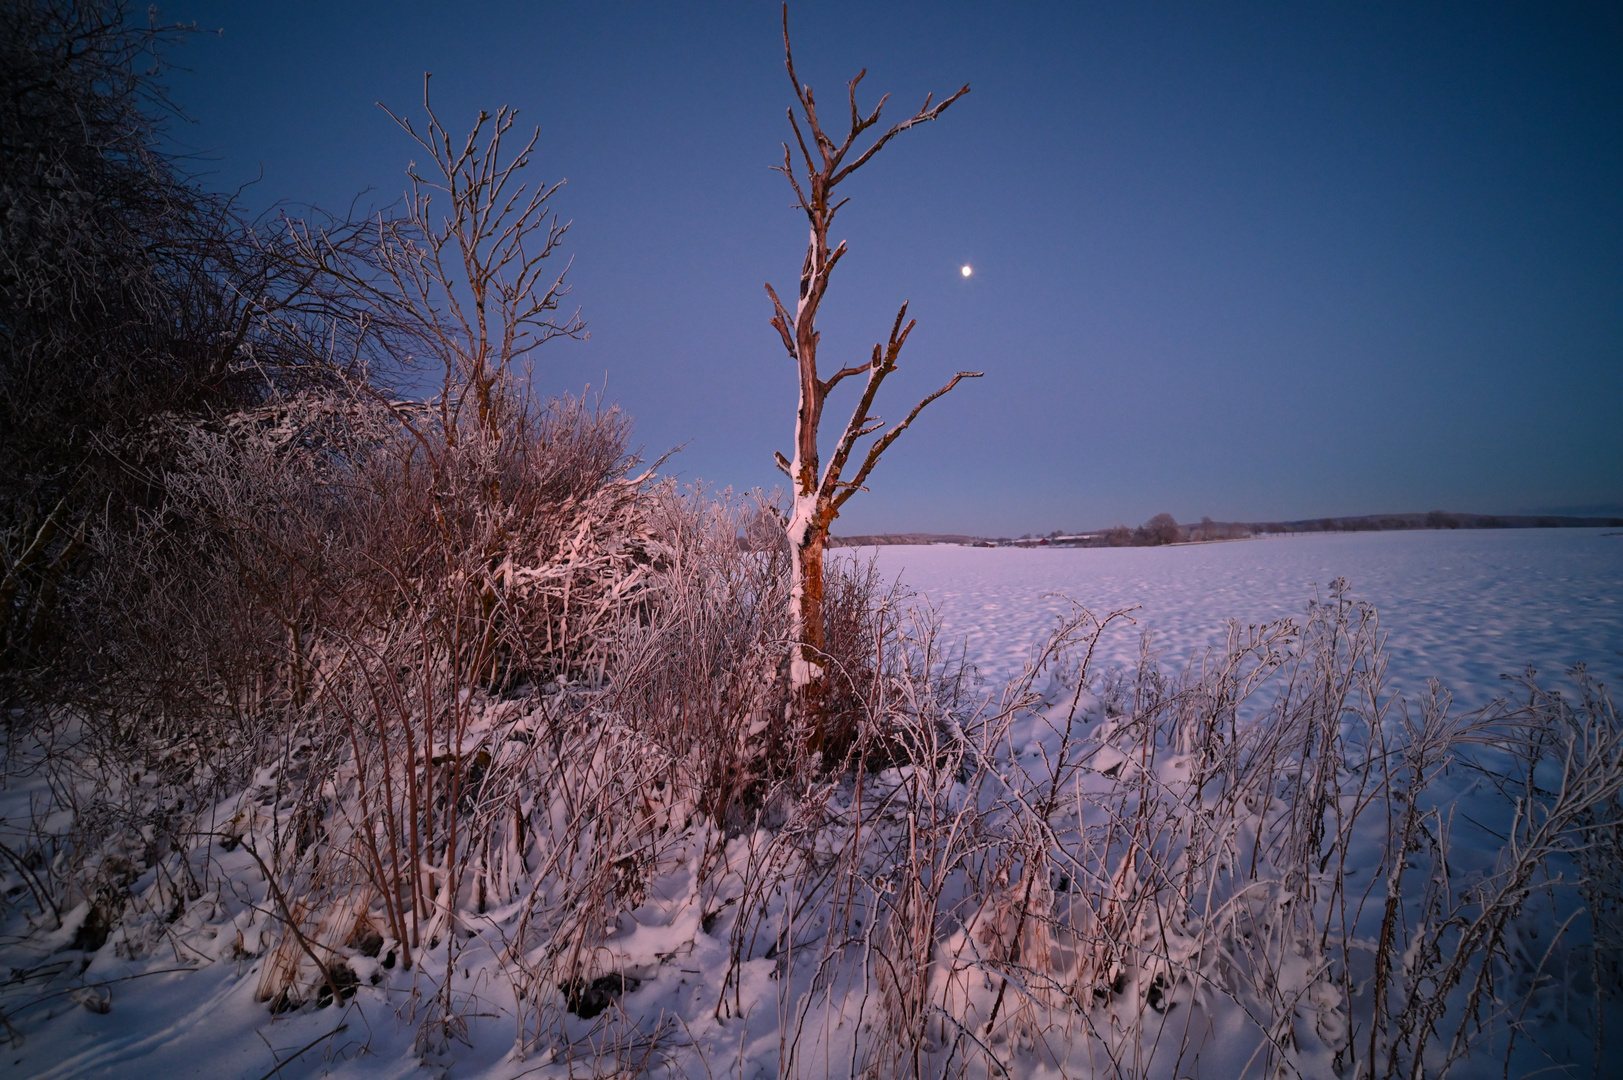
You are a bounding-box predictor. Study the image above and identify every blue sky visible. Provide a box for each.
[162,2,1622,535]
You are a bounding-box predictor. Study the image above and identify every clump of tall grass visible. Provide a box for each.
[751,580,1621,1079]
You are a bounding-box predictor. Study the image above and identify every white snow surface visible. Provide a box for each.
[5,527,1619,1078]
[857,528,1623,709]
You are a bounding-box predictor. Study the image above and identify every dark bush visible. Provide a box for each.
[0,1,344,698]
[1133,513,1184,546]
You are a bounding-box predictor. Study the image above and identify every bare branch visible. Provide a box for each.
[834,370,982,511]
[847,70,867,133]
[773,142,810,211]
[829,84,969,189]
[763,283,796,357]
[785,111,817,191]
[818,305,914,501]
[820,357,875,395]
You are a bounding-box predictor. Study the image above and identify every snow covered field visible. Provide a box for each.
[862,527,1623,709]
[5,528,1619,1079]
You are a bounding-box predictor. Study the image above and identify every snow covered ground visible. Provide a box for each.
[860,527,1623,709]
[4,528,1619,1078]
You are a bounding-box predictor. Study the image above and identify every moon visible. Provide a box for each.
[961,265,973,277]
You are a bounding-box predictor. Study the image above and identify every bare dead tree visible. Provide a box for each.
[765,7,978,747]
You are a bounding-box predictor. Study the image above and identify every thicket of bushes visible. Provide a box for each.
[0,0,366,699]
[0,0,894,1031]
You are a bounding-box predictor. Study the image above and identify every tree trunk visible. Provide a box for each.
[787,483,831,748]
[788,517,825,688]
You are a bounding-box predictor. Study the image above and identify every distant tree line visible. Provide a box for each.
[1246,510,1623,534]
[969,508,1623,551]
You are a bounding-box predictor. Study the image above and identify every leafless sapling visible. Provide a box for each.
[765,8,978,746]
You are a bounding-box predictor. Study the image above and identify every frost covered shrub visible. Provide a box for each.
[16,372,895,1012]
[215,478,901,1019]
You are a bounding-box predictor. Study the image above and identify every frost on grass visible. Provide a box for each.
[2,549,1620,1078]
[0,568,1616,1071]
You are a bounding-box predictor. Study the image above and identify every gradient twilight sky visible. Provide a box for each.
[160,2,1622,536]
